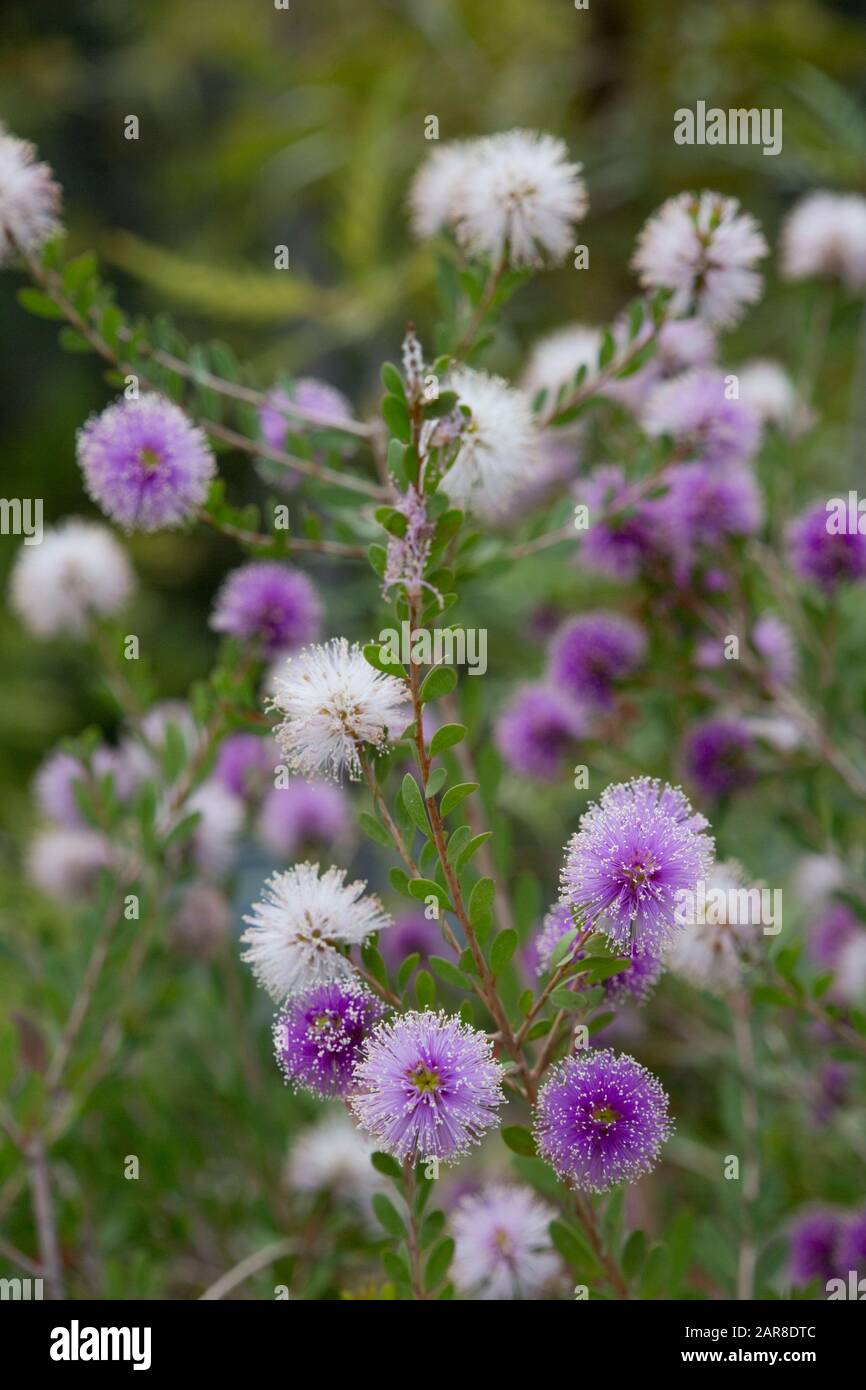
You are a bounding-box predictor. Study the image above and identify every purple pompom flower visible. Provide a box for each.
[260,379,354,452]
[788,502,866,593]
[493,682,589,780]
[534,1048,673,1192]
[643,368,760,467]
[273,981,384,1098]
[214,733,276,801]
[575,466,658,582]
[378,912,445,974]
[210,561,321,656]
[77,395,216,532]
[752,614,797,690]
[451,1183,561,1299]
[257,780,349,858]
[682,716,757,799]
[650,461,762,585]
[534,903,661,1005]
[808,901,860,970]
[839,1209,866,1275]
[351,1010,505,1163]
[561,777,713,955]
[549,613,646,710]
[788,1209,844,1286]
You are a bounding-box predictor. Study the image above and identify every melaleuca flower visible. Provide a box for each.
[169,882,231,959]
[839,1210,866,1276]
[241,862,391,1000]
[666,860,757,994]
[351,1010,505,1163]
[751,614,798,690]
[451,1183,561,1300]
[26,827,112,901]
[521,324,603,404]
[650,461,762,586]
[382,485,436,602]
[260,378,354,443]
[273,981,385,1098]
[534,1048,673,1192]
[788,502,866,592]
[737,359,811,436]
[286,1110,385,1209]
[77,394,216,532]
[681,716,757,800]
[257,780,349,858]
[493,682,590,781]
[561,777,713,956]
[34,745,139,827]
[548,613,646,710]
[788,1209,844,1286]
[632,191,767,327]
[408,140,481,240]
[442,367,538,521]
[781,191,866,291]
[643,368,760,467]
[0,124,61,264]
[214,732,277,801]
[270,638,410,781]
[574,467,659,582]
[451,129,588,268]
[185,781,243,878]
[210,561,321,656]
[378,911,444,975]
[9,519,135,638]
[807,901,860,972]
[533,903,662,1006]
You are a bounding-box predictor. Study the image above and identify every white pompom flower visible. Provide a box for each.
[443,366,538,521]
[737,358,812,435]
[270,637,410,782]
[521,324,603,402]
[666,861,757,995]
[780,191,866,292]
[9,519,135,638]
[0,124,61,265]
[241,861,392,1000]
[632,191,767,328]
[450,129,587,268]
[408,140,481,240]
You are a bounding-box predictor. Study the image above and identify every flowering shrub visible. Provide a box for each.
[3,111,866,1305]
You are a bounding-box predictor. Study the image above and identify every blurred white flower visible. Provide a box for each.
[286,1110,386,1209]
[781,191,866,291]
[451,1182,561,1300]
[270,638,410,782]
[834,933,866,1005]
[451,129,587,268]
[186,781,244,878]
[521,324,602,402]
[0,124,61,264]
[667,860,757,994]
[9,519,135,638]
[444,366,538,520]
[27,827,111,901]
[408,140,480,239]
[632,191,767,327]
[241,861,391,1000]
[737,358,812,435]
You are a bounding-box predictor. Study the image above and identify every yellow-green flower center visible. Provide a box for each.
[408,1064,441,1094]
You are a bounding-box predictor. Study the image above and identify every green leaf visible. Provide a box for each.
[382,393,412,443]
[440,782,478,817]
[549,986,583,1012]
[358,811,394,850]
[408,878,451,911]
[455,831,492,869]
[380,362,405,398]
[548,927,579,972]
[415,969,435,1008]
[420,1210,446,1248]
[372,1194,406,1239]
[489,928,517,976]
[622,1229,647,1281]
[383,1250,411,1287]
[424,1238,455,1293]
[397,953,420,990]
[362,642,406,680]
[579,956,631,983]
[501,1126,536,1157]
[17,288,64,319]
[367,543,387,578]
[58,327,92,353]
[419,666,457,704]
[429,723,467,757]
[549,1220,598,1274]
[389,867,412,898]
[468,877,495,927]
[429,955,468,989]
[401,773,431,837]
[425,767,447,798]
[371,1152,403,1181]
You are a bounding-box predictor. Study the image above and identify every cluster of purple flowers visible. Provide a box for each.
[494,611,646,781]
[788,1206,866,1287]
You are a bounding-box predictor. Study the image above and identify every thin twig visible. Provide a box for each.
[198,1237,296,1301]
